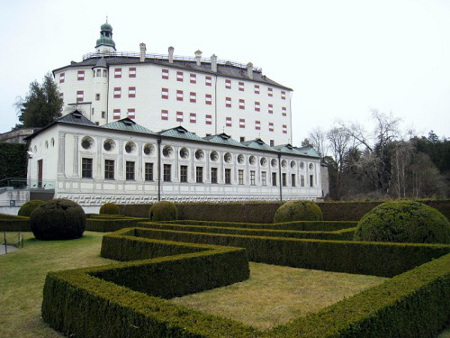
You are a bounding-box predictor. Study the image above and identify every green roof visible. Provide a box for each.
[102,118,154,134]
[242,139,274,151]
[159,126,205,142]
[203,133,242,147]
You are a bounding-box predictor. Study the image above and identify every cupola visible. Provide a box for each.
[95,18,116,53]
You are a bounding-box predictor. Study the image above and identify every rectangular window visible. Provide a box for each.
[145,163,154,181]
[205,114,212,125]
[161,88,169,99]
[292,174,296,187]
[114,68,122,78]
[211,168,218,184]
[301,175,305,187]
[162,69,169,79]
[161,110,169,120]
[268,87,273,97]
[177,90,183,101]
[113,109,121,119]
[261,171,267,186]
[281,91,286,100]
[239,118,245,128]
[59,72,65,83]
[282,124,287,134]
[226,117,232,127]
[180,165,188,183]
[272,172,277,186]
[310,175,314,187]
[190,92,196,103]
[196,167,203,183]
[101,111,106,119]
[164,164,171,182]
[205,94,212,105]
[127,109,135,119]
[190,113,196,123]
[105,160,115,180]
[226,97,232,108]
[82,158,93,178]
[225,79,231,89]
[270,140,275,147]
[76,91,84,103]
[255,120,261,130]
[255,101,260,112]
[126,161,135,180]
[268,104,273,114]
[225,168,231,184]
[190,73,196,84]
[177,71,183,82]
[114,87,121,98]
[250,171,255,185]
[129,67,136,78]
[238,170,244,185]
[269,122,274,132]
[205,76,212,86]
[254,84,260,94]
[128,87,136,98]
[176,111,183,122]
[77,70,85,81]
[238,82,244,91]
[239,99,245,110]
[96,69,101,77]
[95,93,100,101]
[282,107,287,116]
[240,136,245,143]
[282,173,287,187]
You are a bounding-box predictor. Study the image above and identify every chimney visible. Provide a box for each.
[168,46,174,63]
[139,43,146,62]
[211,54,217,72]
[246,62,253,79]
[195,50,202,66]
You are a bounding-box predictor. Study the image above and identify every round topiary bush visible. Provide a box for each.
[149,201,178,221]
[17,200,45,217]
[30,199,86,240]
[354,200,450,244]
[99,202,120,215]
[273,200,323,223]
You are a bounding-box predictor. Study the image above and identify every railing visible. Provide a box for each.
[82,51,262,72]
[0,178,27,189]
[28,179,56,190]
[1,232,23,254]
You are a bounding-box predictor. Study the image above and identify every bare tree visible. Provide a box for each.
[308,127,327,157]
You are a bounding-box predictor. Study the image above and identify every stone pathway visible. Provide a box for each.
[0,245,17,255]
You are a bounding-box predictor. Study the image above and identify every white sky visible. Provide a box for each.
[1,0,450,144]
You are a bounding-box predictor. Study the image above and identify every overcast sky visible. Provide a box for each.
[1,0,449,144]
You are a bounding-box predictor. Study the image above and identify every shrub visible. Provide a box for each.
[99,202,120,215]
[30,199,86,240]
[17,200,45,217]
[354,200,450,244]
[149,201,178,221]
[273,200,323,223]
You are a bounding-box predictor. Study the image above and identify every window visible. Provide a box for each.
[268,104,273,114]
[162,88,169,99]
[239,99,245,110]
[180,165,188,183]
[225,168,231,184]
[114,87,121,98]
[310,175,314,187]
[177,90,183,101]
[270,140,275,147]
[162,69,169,79]
[239,118,245,128]
[102,69,107,77]
[205,94,212,105]
[255,101,260,112]
[238,170,244,185]
[196,167,203,183]
[190,73,196,84]
[205,114,212,125]
[163,164,171,182]
[226,97,232,108]
[205,76,212,86]
[126,161,135,180]
[176,111,183,122]
[255,120,261,130]
[102,111,106,119]
[282,125,287,134]
[282,173,287,186]
[226,117,232,127]
[127,109,135,119]
[211,168,218,183]
[292,174,296,187]
[82,158,93,178]
[282,107,287,116]
[190,92,196,103]
[238,82,244,91]
[250,171,255,185]
[161,110,169,120]
[113,109,121,119]
[128,87,136,98]
[240,137,245,143]
[145,163,154,181]
[96,69,101,77]
[76,91,84,103]
[261,171,267,186]
[95,93,100,101]
[254,84,260,94]
[114,68,122,78]
[225,79,231,89]
[77,70,85,81]
[59,72,65,83]
[177,71,183,82]
[129,67,136,78]
[268,87,273,97]
[105,160,115,180]
[190,113,196,123]
[301,175,305,187]
[281,91,286,100]
[272,172,277,186]
[269,122,274,132]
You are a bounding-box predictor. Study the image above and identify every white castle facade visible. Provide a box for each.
[26,22,323,206]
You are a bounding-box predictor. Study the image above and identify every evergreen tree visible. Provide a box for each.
[15,73,63,129]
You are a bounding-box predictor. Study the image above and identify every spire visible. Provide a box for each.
[95,19,116,53]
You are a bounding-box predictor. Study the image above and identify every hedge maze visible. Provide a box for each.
[41,219,450,337]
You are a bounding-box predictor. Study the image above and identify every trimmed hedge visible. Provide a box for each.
[17,200,45,217]
[149,201,178,221]
[0,218,31,231]
[273,200,323,222]
[99,202,120,215]
[136,226,450,277]
[85,217,146,232]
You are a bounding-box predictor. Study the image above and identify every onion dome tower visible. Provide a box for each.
[95,18,116,53]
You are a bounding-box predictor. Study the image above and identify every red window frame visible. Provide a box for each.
[282,107,287,116]
[177,90,183,101]
[254,84,260,94]
[161,88,169,99]
[239,118,245,128]
[113,87,121,98]
[226,97,232,108]
[255,101,260,112]
[282,124,287,134]
[128,87,136,98]
[205,94,212,105]
[190,92,196,103]
[205,114,212,125]
[225,79,231,89]
[268,104,273,114]
[127,109,136,119]
[255,120,261,130]
[177,71,183,82]
[176,111,184,122]
[269,122,274,132]
[162,69,169,79]
[129,67,136,78]
[226,117,232,127]
[161,110,169,121]
[190,113,196,123]
[76,91,84,103]
[238,82,244,91]
[114,68,122,78]
[268,87,273,97]
[77,70,85,81]
[205,76,212,86]
[190,73,196,84]
[59,72,65,83]
[281,91,286,100]
[239,99,245,110]
[113,109,121,119]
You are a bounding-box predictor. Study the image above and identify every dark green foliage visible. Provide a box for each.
[17,200,45,217]
[99,202,120,215]
[149,201,178,221]
[273,200,323,223]
[85,217,145,232]
[0,143,27,183]
[30,199,86,240]
[354,200,450,244]
[0,213,30,231]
